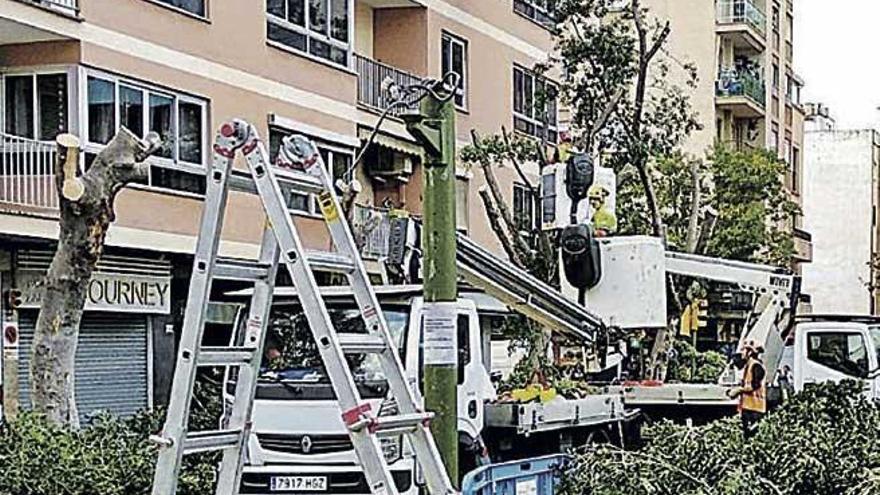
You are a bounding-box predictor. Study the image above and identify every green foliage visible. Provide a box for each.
[559,380,880,495]
[619,146,800,265]
[0,373,223,495]
[550,0,700,167]
[665,339,728,384]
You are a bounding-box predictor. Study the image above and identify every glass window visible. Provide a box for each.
[149,94,174,159]
[119,85,144,138]
[807,332,870,378]
[441,32,468,109]
[178,101,203,164]
[513,66,558,142]
[457,314,470,385]
[4,75,35,139]
[155,0,206,17]
[266,0,349,67]
[513,183,536,232]
[869,326,880,371]
[513,0,555,28]
[87,77,116,145]
[542,172,556,224]
[36,74,68,141]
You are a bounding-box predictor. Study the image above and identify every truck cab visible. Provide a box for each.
[790,315,880,398]
[225,287,496,494]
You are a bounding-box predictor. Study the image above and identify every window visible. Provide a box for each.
[772,5,780,31]
[456,177,469,233]
[784,137,792,165]
[807,332,870,378]
[85,71,208,195]
[791,147,800,194]
[513,0,555,29]
[3,73,68,141]
[770,123,779,155]
[266,0,350,67]
[513,183,536,233]
[457,314,470,385]
[269,127,354,215]
[772,63,780,90]
[153,0,206,17]
[513,66,558,142]
[441,32,468,109]
[542,172,556,224]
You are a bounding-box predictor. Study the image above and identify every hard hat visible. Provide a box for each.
[588,186,608,199]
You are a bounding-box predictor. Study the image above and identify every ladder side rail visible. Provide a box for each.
[215,227,280,495]
[296,145,454,495]
[237,127,401,495]
[151,128,240,495]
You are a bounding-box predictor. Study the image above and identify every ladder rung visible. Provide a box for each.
[229,167,325,196]
[183,429,243,454]
[337,333,387,354]
[214,258,271,282]
[199,346,257,366]
[307,251,356,273]
[368,413,434,435]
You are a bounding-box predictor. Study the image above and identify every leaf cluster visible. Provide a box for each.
[559,380,880,495]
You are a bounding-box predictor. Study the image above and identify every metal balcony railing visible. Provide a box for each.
[716,69,767,106]
[23,0,78,14]
[354,204,392,259]
[354,54,423,118]
[716,0,766,36]
[0,133,59,210]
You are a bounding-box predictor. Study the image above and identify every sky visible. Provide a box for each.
[796,0,880,129]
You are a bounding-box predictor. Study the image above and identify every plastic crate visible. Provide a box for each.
[461,454,571,495]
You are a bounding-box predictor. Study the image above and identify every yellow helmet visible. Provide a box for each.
[588,185,608,200]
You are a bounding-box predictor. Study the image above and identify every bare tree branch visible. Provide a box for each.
[685,159,702,253]
[478,187,524,266]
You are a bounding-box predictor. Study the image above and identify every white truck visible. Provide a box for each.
[224,285,637,495]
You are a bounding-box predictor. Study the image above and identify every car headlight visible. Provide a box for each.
[380,435,403,464]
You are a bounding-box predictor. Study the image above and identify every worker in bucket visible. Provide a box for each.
[726,341,767,439]
[588,184,617,235]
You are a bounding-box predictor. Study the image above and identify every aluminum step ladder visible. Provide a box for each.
[150,120,455,495]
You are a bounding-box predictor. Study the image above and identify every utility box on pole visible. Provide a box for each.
[404,85,459,484]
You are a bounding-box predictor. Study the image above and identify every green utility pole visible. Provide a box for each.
[404,87,459,484]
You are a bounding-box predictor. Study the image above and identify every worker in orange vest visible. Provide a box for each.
[726,341,767,439]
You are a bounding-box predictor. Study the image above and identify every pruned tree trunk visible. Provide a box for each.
[31,128,157,426]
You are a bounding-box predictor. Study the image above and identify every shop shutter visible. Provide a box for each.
[18,311,149,423]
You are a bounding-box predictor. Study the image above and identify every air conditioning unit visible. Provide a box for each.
[366,147,414,178]
[541,164,617,231]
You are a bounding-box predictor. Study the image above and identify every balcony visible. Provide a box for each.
[354,54,423,118]
[716,0,766,53]
[0,133,59,213]
[716,69,766,119]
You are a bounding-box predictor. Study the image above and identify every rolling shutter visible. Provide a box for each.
[18,311,149,423]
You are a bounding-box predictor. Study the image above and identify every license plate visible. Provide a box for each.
[270,476,328,492]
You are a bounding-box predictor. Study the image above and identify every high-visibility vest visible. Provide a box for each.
[740,358,766,413]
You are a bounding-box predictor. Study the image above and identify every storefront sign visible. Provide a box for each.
[18,271,171,315]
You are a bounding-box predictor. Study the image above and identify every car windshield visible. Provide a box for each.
[258,305,408,383]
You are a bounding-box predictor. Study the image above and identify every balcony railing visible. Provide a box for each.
[0,133,59,210]
[716,69,766,106]
[22,0,78,14]
[355,54,423,118]
[716,0,766,36]
[354,204,393,259]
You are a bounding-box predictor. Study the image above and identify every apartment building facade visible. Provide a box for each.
[0,0,555,421]
[802,104,880,315]
[646,0,812,265]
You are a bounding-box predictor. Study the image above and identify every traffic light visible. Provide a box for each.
[561,224,602,291]
[4,289,23,310]
[565,152,595,213]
